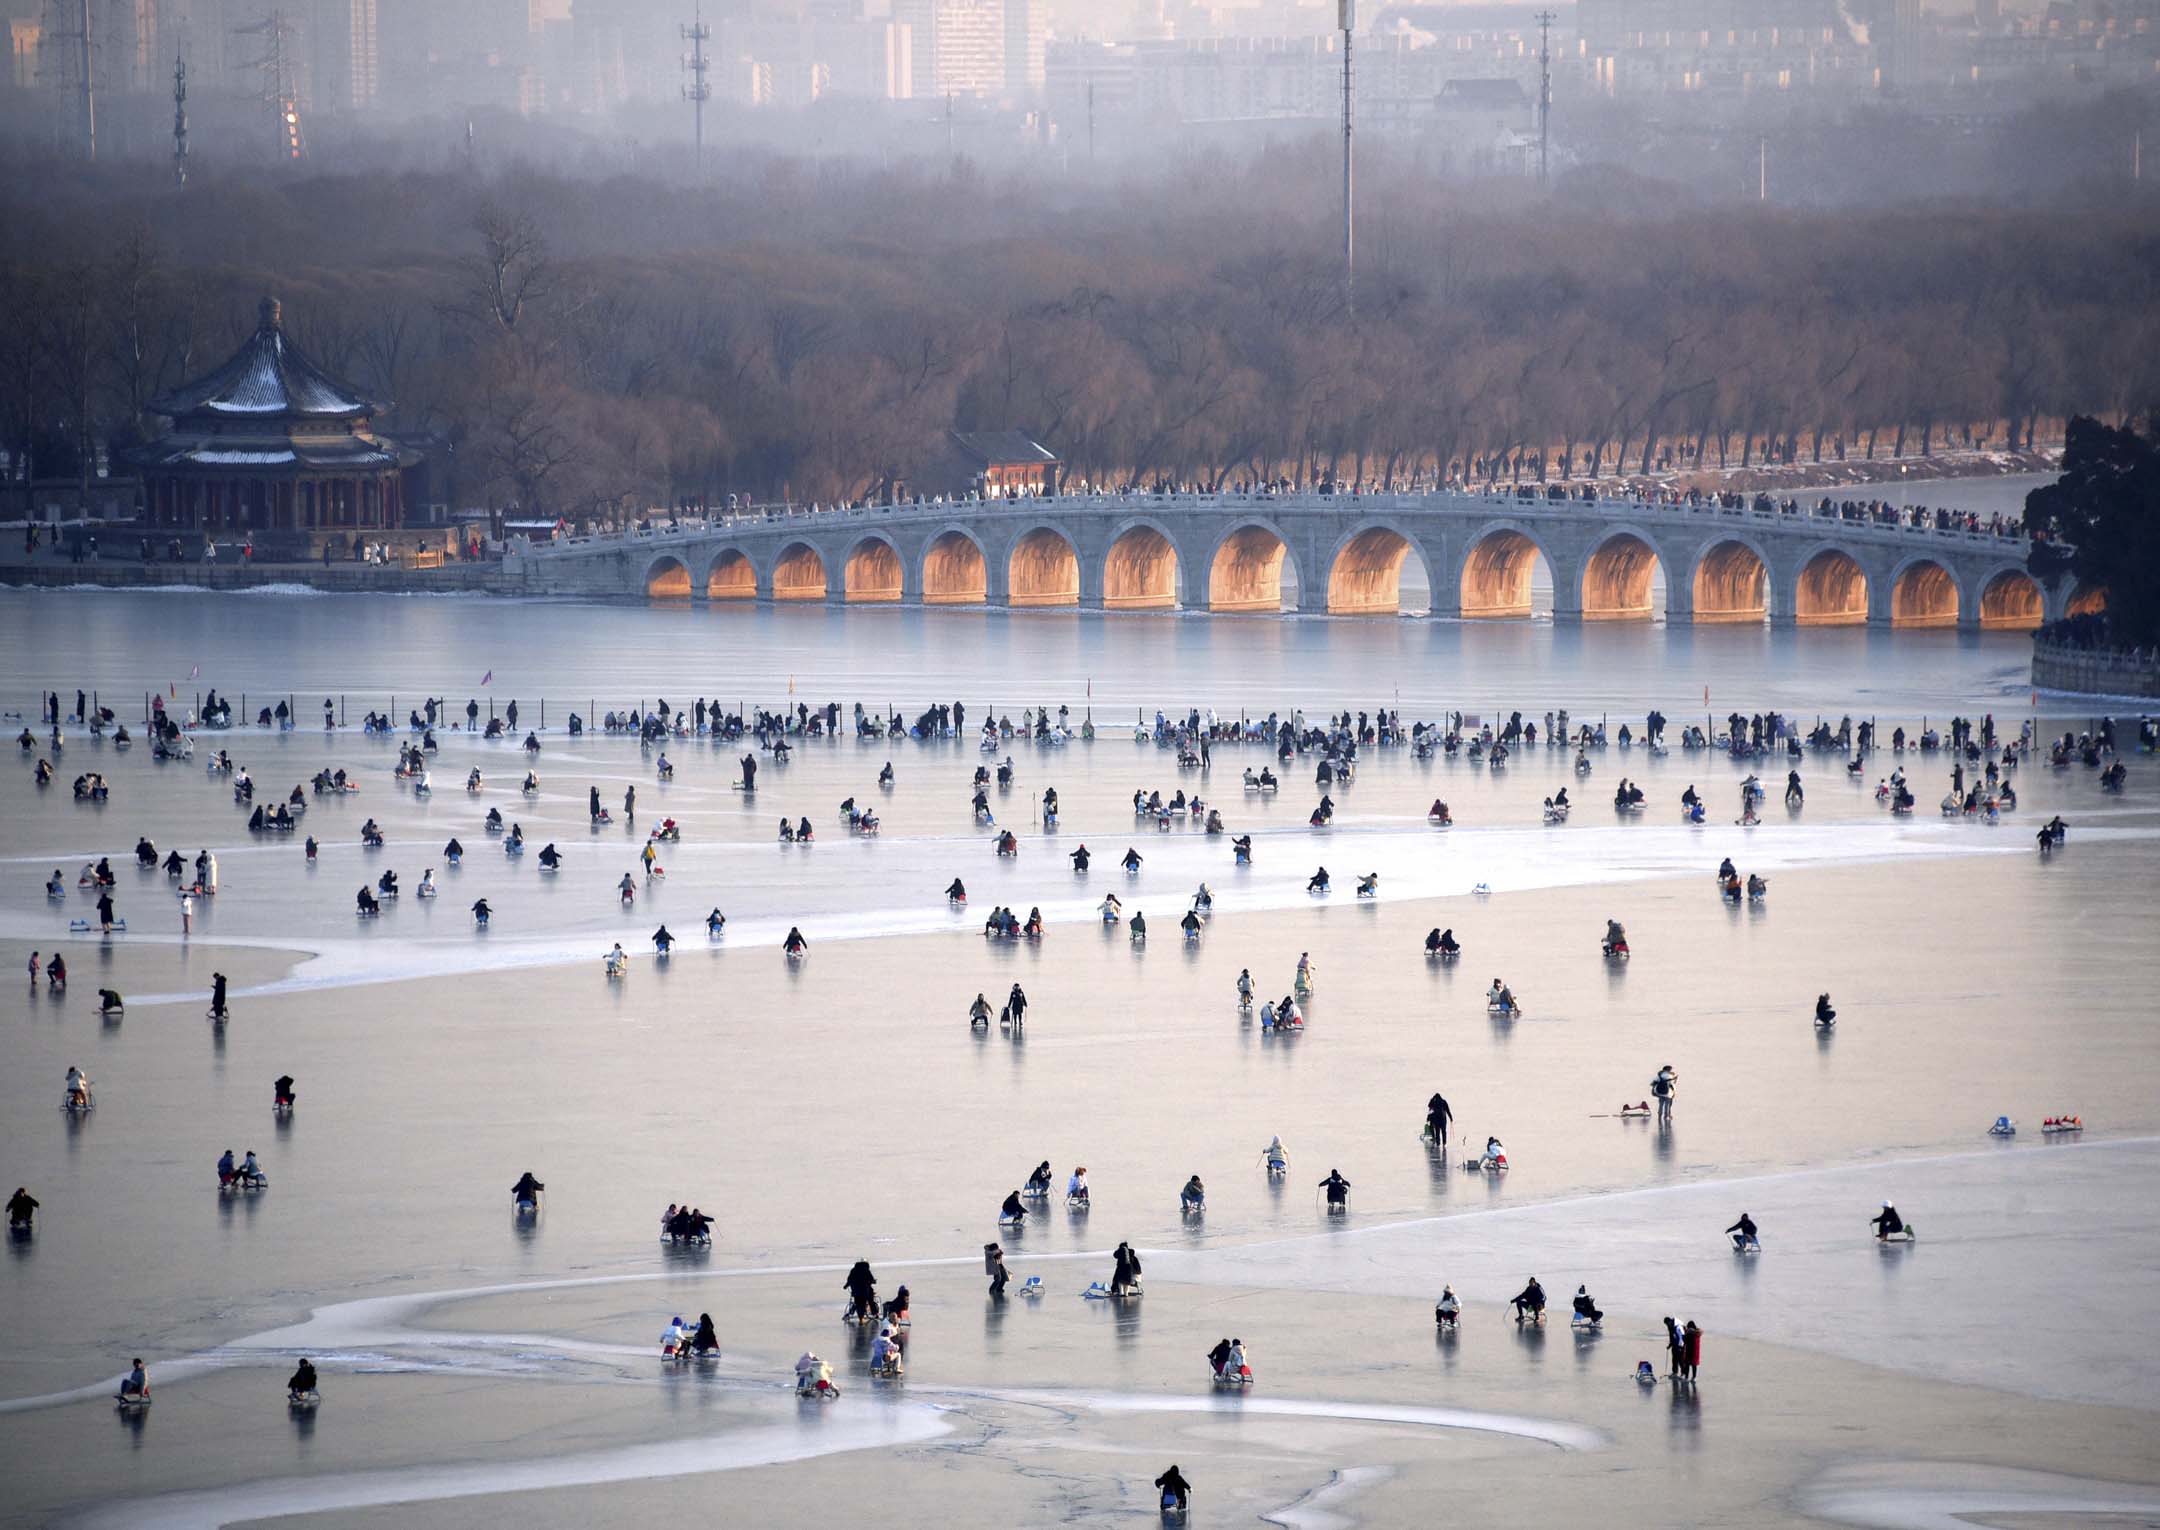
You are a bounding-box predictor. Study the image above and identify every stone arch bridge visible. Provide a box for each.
[507,489,2093,629]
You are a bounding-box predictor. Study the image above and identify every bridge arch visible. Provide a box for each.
[1975,564,2043,630]
[1326,520,1433,616]
[703,546,758,600]
[1889,555,1959,628]
[843,532,905,604]
[1007,523,1081,607]
[922,526,988,605]
[1459,520,1555,620]
[1691,536,1771,624]
[1580,527,1667,621]
[1793,543,1870,626]
[1104,517,1184,609]
[771,540,829,602]
[1207,519,1300,612]
[644,553,694,599]
[2068,582,2108,617]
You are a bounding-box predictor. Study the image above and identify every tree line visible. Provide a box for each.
[2028,416,2159,648]
[2,141,2155,518]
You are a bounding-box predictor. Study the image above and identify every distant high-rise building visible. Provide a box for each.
[1046,36,1136,118]
[934,0,1001,95]
[716,11,916,102]
[6,18,40,91]
[307,0,378,109]
[1003,0,1043,93]
[570,0,632,111]
[892,0,1006,97]
[115,0,161,91]
[37,0,164,95]
[892,0,936,94]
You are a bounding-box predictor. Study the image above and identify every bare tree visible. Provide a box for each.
[460,205,549,335]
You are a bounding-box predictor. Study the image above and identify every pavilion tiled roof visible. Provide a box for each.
[126,436,413,473]
[148,297,381,422]
[950,430,1060,466]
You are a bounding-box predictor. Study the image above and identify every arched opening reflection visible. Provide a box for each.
[646,556,691,599]
[1795,549,1868,626]
[1328,527,1418,615]
[1692,540,1767,623]
[1978,569,2042,630]
[845,538,903,603]
[922,530,986,604]
[1582,533,1665,621]
[2068,584,2108,617]
[1105,526,1179,610]
[1461,529,1550,619]
[772,542,828,601]
[706,550,756,600]
[1008,527,1079,607]
[1891,561,1958,628]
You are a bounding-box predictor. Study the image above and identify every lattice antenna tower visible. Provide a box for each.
[173,50,189,185]
[682,5,712,172]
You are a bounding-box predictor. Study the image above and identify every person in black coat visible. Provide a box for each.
[845,1260,877,1320]
[1154,1465,1192,1510]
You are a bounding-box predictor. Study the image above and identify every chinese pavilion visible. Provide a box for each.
[128,297,419,545]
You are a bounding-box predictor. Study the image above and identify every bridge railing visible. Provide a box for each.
[508,485,2030,559]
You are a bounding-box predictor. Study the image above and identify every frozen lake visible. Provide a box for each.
[2,572,2155,1530]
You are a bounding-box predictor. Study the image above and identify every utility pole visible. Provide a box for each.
[681,5,711,173]
[1536,9,1554,190]
[173,52,189,186]
[1340,0,1354,316]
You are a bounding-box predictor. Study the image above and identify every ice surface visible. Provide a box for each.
[58,1405,951,1530]
[1149,1137,2160,1410]
[1801,1463,2160,1530]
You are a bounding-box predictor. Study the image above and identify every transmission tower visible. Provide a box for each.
[682,6,711,172]
[236,9,303,163]
[1536,9,1554,190]
[39,0,96,159]
[1340,0,1354,316]
[173,51,189,186]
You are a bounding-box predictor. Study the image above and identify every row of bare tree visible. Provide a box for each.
[2,144,2154,517]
